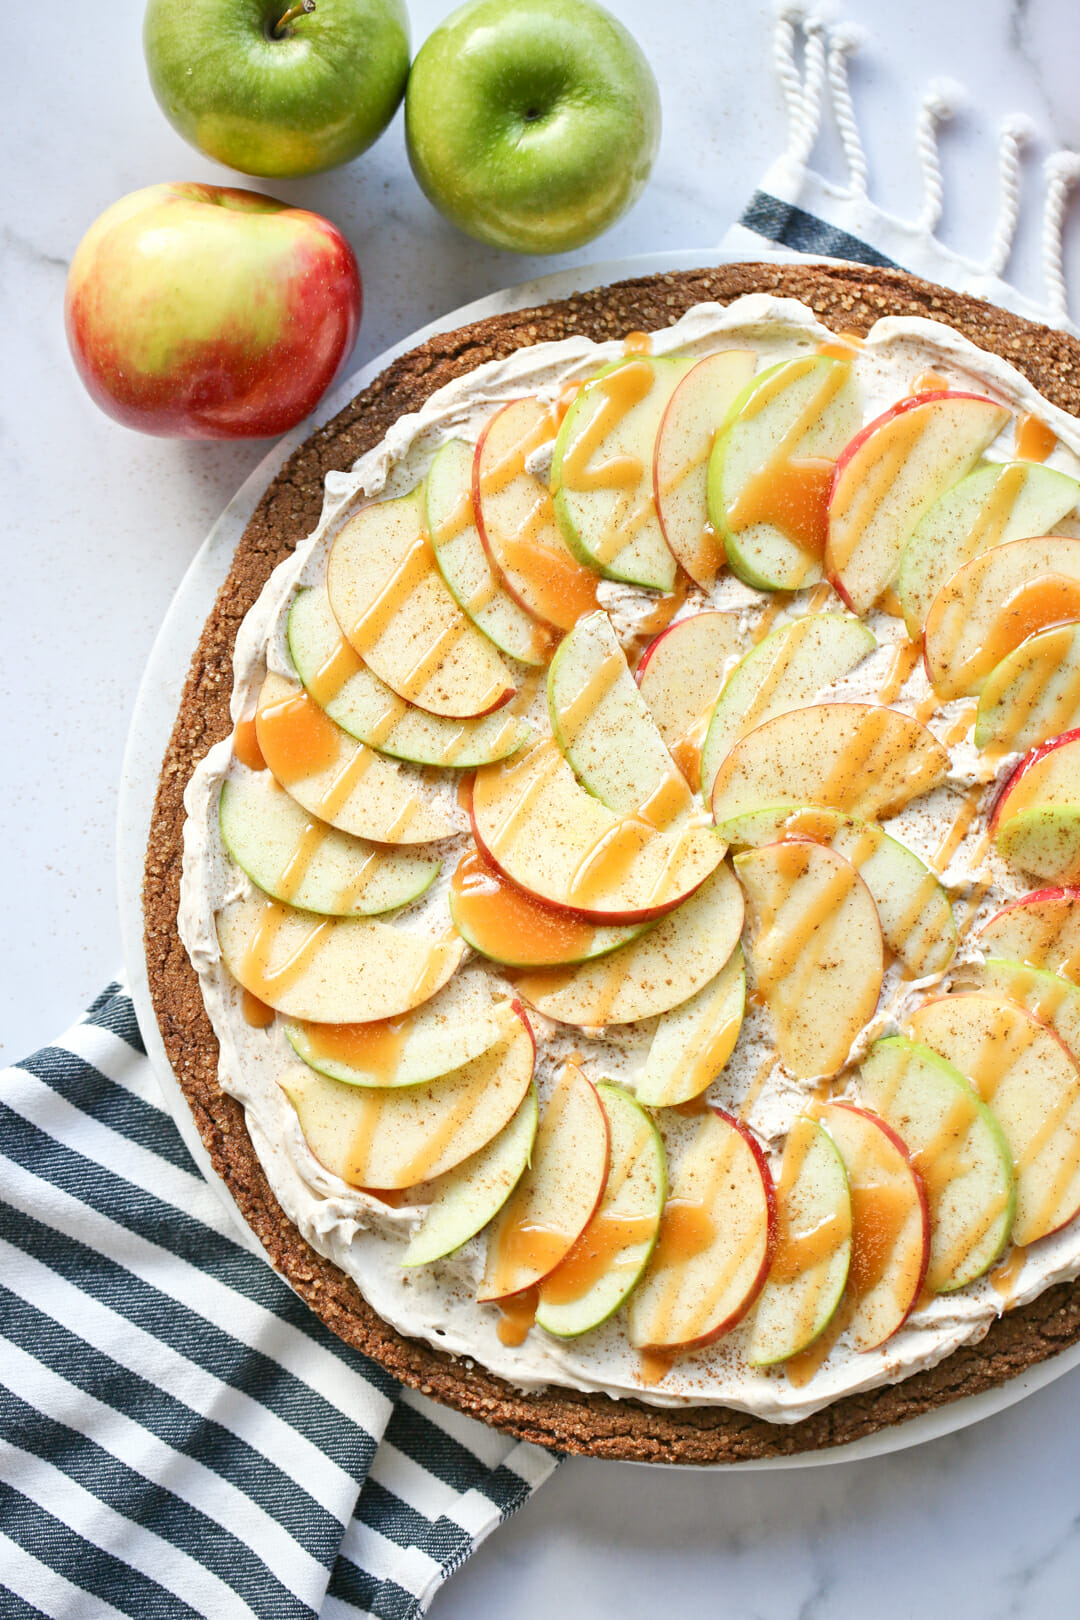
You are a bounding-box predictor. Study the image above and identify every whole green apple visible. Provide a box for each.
[143,0,410,177]
[405,0,660,254]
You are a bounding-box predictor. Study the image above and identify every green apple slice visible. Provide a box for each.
[447,848,648,967]
[996,809,1080,888]
[548,610,693,823]
[535,1084,666,1338]
[978,889,1080,982]
[859,1036,1015,1292]
[907,992,1080,1245]
[652,349,757,587]
[897,460,1080,636]
[635,611,743,775]
[326,485,516,718]
[924,536,1080,699]
[748,1116,852,1367]
[426,438,553,666]
[551,356,695,589]
[709,354,862,590]
[636,945,745,1107]
[255,671,455,843]
[402,1084,539,1267]
[479,1060,610,1301]
[280,1008,535,1191]
[216,891,466,1023]
[975,624,1080,756]
[514,864,743,1028]
[736,842,883,1079]
[970,957,1080,1060]
[700,613,875,797]
[219,769,439,917]
[288,588,530,768]
[711,702,948,828]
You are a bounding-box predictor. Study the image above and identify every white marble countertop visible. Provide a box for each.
[7,0,1080,1613]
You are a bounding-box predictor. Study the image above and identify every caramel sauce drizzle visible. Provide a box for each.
[257,689,341,781]
[913,370,949,394]
[558,359,655,494]
[451,848,601,965]
[539,1212,657,1307]
[301,1017,410,1082]
[751,593,792,645]
[1015,413,1057,463]
[943,702,978,747]
[829,404,934,573]
[991,1246,1026,1305]
[554,651,624,748]
[980,627,1080,756]
[496,1286,540,1346]
[241,989,275,1028]
[873,643,923,706]
[805,581,834,614]
[932,786,984,873]
[933,572,1080,697]
[241,899,333,1003]
[233,716,266,771]
[308,634,365,710]
[622,330,653,355]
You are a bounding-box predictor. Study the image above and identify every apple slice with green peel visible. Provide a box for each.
[813,1103,930,1352]
[448,848,648,967]
[280,1007,535,1191]
[652,349,757,587]
[219,770,440,917]
[635,611,743,787]
[535,1084,666,1338]
[991,730,1080,882]
[326,485,516,718]
[826,391,1010,614]
[708,355,862,591]
[479,1060,609,1302]
[628,1108,775,1351]
[976,625,1080,757]
[426,438,553,667]
[216,892,465,1024]
[748,1116,852,1367]
[906,993,1080,1246]
[924,536,1080,700]
[255,672,455,844]
[636,945,745,1107]
[859,1036,1016,1292]
[515,863,743,1028]
[966,958,1080,1066]
[897,460,1080,636]
[288,588,530,769]
[470,740,724,923]
[736,842,883,1079]
[472,396,600,632]
[402,1084,539,1267]
[551,356,695,589]
[548,610,693,823]
[711,702,948,832]
[978,888,1080,981]
[700,614,875,797]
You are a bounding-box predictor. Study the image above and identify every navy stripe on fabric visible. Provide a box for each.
[739,191,900,269]
[328,1556,422,1620]
[354,1479,470,1566]
[0,1283,346,1566]
[383,1401,536,1514]
[0,1586,52,1620]
[82,988,146,1054]
[0,1481,203,1620]
[19,1047,199,1175]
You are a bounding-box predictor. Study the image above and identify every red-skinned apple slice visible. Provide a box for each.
[907,993,1080,1245]
[976,625,1080,757]
[448,848,648,967]
[991,730,1080,882]
[326,485,516,718]
[652,348,757,587]
[710,703,948,828]
[978,887,1080,982]
[635,611,743,788]
[748,1116,852,1367]
[478,1060,609,1301]
[735,841,884,1079]
[636,945,745,1107]
[279,1005,535,1191]
[628,1108,775,1352]
[923,536,1080,699]
[963,958,1080,1068]
[825,391,1010,613]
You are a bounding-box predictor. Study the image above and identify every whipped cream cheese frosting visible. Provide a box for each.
[179,294,1080,1421]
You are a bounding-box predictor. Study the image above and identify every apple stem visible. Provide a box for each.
[273,0,315,35]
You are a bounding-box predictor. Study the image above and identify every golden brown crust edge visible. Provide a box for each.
[143,260,1080,1464]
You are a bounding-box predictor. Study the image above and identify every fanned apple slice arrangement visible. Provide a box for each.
[205,329,1080,1388]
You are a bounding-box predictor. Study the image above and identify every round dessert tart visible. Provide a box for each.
[146,261,1080,1464]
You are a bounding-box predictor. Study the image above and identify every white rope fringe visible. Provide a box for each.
[985,115,1035,278]
[1043,151,1080,325]
[827,23,869,199]
[916,80,964,235]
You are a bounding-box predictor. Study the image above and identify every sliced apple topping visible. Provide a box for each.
[479,1060,609,1303]
[326,485,515,718]
[991,730,1080,883]
[288,588,530,768]
[907,993,1080,1246]
[426,438,553,666]
[700,614,875,796]
[826,392,1010,614]
[978,888,1080,982]
[636,945,745,1107]
[924,536,1080,700]
[535,1085,666,1338]
[976,625,1080,757]
[219,769,440,916]
[635,611,743,788]
[515,863,743,1028]
[710,703,948,828]
[279,1006,535,1190]
[628,1109,775,1351]
[255,672,455,844]
[652,349,757,587]
[216,892,465,1024]
[551,356,694,589]
[969,958,1080,1067]
[448,848,648,967]
[736,842,883,1079]
[473,396,600,631]
[709,354,862,591]
[859,1036,1015,1292]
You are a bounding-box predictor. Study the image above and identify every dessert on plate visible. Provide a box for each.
[145,261,1080,1461]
